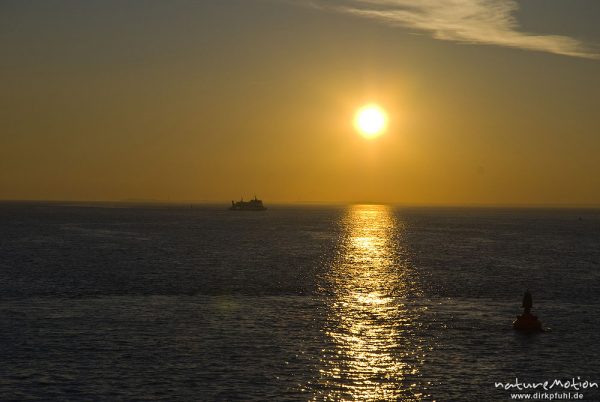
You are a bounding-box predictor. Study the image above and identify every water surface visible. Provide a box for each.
[1,203,599,400]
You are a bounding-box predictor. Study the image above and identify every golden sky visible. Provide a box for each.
[1,1,599,205]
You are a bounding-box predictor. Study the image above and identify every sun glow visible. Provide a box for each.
[354,104,388,139]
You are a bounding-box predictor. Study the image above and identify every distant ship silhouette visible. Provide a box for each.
[229,196,266,211]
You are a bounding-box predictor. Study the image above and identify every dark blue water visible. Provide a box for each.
[1,203,599,401]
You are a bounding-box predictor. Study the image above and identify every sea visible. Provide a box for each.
[1,202,599,401]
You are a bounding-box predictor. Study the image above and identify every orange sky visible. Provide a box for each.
[1,1,599,205]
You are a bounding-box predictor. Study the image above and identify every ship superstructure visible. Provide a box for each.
[229,196,266,211]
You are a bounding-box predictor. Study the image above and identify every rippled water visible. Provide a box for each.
[1,203,600,400]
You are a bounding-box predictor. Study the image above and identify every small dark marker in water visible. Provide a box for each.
[513,289,543,332]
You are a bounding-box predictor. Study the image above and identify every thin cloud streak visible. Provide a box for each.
[303,0,599,59]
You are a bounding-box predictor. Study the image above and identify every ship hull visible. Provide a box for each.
[229,197,267,211]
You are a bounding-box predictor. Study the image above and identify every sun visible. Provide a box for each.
[354,104,388,139]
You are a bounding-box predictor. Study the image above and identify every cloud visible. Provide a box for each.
[300,0,599,59]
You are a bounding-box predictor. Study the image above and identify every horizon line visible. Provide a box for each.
[2,198,600,209]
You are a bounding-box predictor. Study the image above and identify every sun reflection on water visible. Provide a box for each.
[314,205,428,401]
